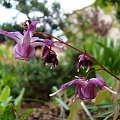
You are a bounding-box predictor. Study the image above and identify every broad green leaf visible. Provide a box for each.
[0,96,12,110]
[0,105,6,112]
[95,90,110,105]
[0,86,10,102]
[6,96,12,104]
[14,88,25,112]
[21,108,36,120]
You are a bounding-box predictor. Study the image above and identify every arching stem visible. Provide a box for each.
[34,31,120,81]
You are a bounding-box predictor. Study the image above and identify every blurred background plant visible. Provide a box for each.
[0,0,120,119]
[0,84,34,120]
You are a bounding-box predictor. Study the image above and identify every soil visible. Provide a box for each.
[20,102,65,120]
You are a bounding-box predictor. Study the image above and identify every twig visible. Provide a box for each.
[34,31,120,81]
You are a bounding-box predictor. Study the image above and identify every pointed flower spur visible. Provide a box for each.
[49,76,117,100]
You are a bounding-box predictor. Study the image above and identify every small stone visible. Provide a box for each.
[33,112,40,118]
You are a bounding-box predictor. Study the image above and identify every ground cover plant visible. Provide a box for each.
[0,0,120,119]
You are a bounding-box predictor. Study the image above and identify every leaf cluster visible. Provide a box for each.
[94,0,120,21]
[0,83,33,120]
[0,0,66,36]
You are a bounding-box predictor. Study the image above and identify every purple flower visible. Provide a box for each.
[0,20,55,61]
[42,46,58,67]
[77,53,93,72]
[49,76,117,100]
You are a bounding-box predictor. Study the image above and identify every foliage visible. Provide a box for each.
[94,0,120,21]
[67,100,82,120]
[14,88,25,112]
[0,83,34,120]
[0,0,120,119]
[52,86,69,110]
[61,5,120,119]
[0,44,67,99]
[0,0,66,37]
[51,86,69,118]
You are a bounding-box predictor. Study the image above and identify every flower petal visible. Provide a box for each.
[0,30,23,43]
[31,37,45,42]
[31,39,55,47]
[31,42,50,47]
[29,20,39,31]
[22,30,31,46]
[42,46,49,57]
[77,53,93,71]
[49,88,63,97]
[61,79,83,89]
[13,44,35,60]
[103,86,117,95]
[89,76,106,86]
[82,83,97,99]
[89,76,117,95]
[76,85,86,100]
[49,79,83,97]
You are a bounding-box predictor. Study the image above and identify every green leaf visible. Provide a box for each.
[98,109,114,116]
[103,112,114,120]
[95,90,110,105]
[14,88,25,112]
[55,97,69,110]
[0,86,10,102]
[3,104,17,120]
[67,100,82,120]
[0,105,6,112]
[0,96,12,110]
[0,81,4,91]
[21,108,36,120]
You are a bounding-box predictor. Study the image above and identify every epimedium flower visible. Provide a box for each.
[77,53,93,72]
[42,46,58,67]
[0,20,56,61]
[49,76,117,100]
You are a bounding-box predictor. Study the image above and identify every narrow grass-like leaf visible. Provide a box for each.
[55,97,69,110]
[67,100,82,120]
[103,112,114,120]
[14,88,25,112]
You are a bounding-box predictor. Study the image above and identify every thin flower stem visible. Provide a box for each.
[85,68,103,79]
[34,31,83,53]
[34,31,120,81]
